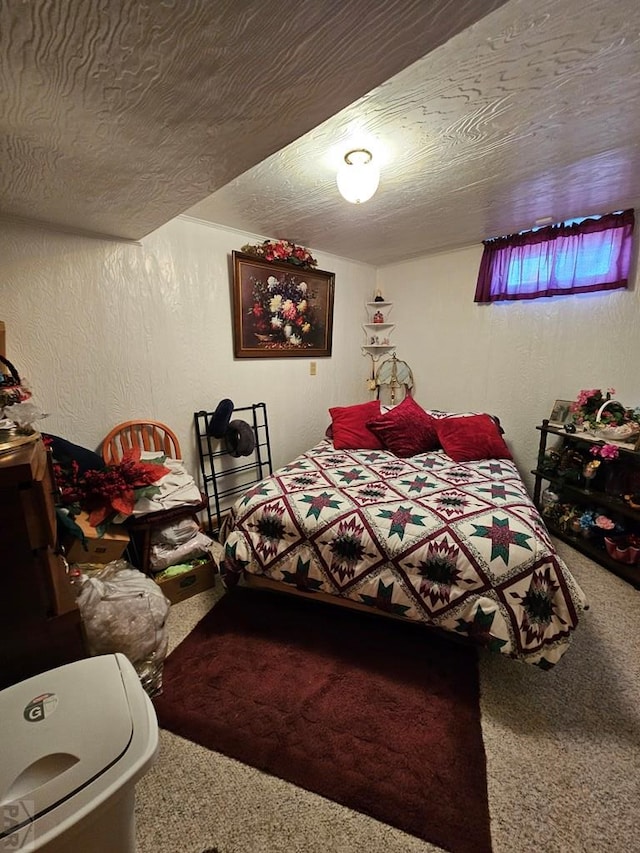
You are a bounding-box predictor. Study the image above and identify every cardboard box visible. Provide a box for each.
[64,511,130,565]
[155,559,216,604]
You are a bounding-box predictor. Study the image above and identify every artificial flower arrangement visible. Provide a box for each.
[48,443,170,533]
[589,443,620,460]
[578,509,616,535]
[570,388,620,428]
[582,442,621,490]
[240,239,317,269]
[569,388,640,441]
[249,271,316,348]
[545,499,622,541]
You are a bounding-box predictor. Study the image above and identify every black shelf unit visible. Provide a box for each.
[533,419,640,589]
[531,469,640,523]
[194,402,273,536]
[542,519,640,589]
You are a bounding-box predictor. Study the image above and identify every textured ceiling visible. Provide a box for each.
[1,0,639,265]
[188,0,640,264]
[0,0,507,241]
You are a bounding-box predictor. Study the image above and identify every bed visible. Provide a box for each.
[220,399,588,668]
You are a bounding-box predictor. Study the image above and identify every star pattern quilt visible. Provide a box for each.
[220,440,588,667]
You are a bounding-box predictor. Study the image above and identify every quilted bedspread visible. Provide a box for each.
[220,440,588,667]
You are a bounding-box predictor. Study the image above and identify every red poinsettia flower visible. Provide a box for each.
[121,445,171,481]
[83,447,171,527]
[88,502,121,528]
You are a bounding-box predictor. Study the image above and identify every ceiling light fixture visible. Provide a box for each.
[336,148,379,204]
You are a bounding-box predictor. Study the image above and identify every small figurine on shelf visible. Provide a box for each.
[540,448,561,475]
[374,289,385,302]
[557,446,584,483]
[540,487,560,516]
[623,492,640,510]
[373,311,385,324]
[582,459,600,492]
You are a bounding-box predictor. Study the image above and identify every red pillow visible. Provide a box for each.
[329,400,384,450]
[436,413,512,462]
[366,396,439,457]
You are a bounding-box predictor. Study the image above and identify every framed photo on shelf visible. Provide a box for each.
[231,251,335,358]
[548,399,573,425]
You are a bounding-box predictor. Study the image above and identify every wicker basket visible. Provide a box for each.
[594,400,640,443]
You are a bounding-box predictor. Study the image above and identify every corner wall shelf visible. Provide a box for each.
[362,299,394,362]
[362,345,395,358]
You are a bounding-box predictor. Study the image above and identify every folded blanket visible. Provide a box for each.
[115,454,203,518]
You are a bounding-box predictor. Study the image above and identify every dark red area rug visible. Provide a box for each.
[154,588,492,853]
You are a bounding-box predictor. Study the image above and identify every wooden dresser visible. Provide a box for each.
[0,435,87,688]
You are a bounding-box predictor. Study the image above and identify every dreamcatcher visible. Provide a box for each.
[375,354,414,405]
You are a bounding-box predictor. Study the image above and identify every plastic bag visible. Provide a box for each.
[75,559,170,696]
[149,529,214,571]
[150,517,201,546]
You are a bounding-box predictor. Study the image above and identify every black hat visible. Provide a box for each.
[208,398,234,438]
[225,420,255,457]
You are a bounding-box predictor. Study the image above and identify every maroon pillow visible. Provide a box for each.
[436,413,512,463]
[329,400,384,450]
[366,396,439,457]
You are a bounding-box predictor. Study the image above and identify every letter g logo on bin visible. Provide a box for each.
[24,692,58,722]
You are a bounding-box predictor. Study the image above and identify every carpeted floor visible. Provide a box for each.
[135,540,640,853]
[153,587,491,853]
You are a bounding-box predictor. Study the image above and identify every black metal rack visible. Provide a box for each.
[194,402,273,536]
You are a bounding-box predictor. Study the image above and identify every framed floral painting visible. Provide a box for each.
[231,251,335,358]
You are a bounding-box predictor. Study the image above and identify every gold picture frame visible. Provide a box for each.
[231,251,335,358]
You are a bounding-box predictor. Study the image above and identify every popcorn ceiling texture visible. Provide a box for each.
[0,0,507,244]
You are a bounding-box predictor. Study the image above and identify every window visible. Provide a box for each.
[474,209,635,303]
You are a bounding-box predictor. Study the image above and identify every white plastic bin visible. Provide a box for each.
[0,653,159,852]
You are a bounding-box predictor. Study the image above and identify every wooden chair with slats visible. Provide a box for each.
[100,420,207,575]
[101,420,182,465]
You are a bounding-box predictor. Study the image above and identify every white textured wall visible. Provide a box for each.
[0,217,375,477]
[378,244,640,488]
[4,216,638,495]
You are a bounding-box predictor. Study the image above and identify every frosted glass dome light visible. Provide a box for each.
[336,148,379,204]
